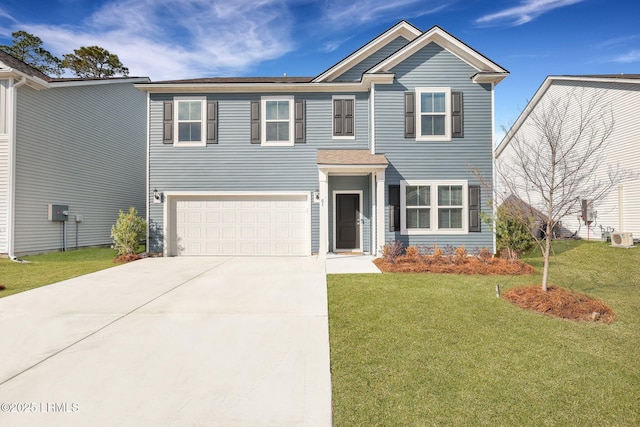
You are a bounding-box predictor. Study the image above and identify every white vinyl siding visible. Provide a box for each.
[401,180,468,235]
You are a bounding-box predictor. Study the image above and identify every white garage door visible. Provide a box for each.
[173,194,309,256]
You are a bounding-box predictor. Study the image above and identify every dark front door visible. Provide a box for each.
[336,193,360,250]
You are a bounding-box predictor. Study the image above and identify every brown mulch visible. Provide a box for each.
[113,253,142,264]
[503,285,615,323]
[374,256,534,275]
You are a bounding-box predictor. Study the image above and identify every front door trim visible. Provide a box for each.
[332,190,363,253]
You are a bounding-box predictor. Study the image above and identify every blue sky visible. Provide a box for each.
[1,0,639,143]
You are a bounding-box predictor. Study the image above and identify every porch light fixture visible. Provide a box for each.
[153,188,162,204]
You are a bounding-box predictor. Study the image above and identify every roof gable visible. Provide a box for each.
[496,75,640,157]
[367,25,508,84]
[312,20,422,83]
[0,50,51,88]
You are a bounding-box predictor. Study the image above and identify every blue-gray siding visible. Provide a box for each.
[148,92,370,253]
[14,82,147,254]
[335,36,411,82]
[376,43,494,250]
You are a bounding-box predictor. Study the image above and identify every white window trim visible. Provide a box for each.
[261,95,294,146]
[332,95,356,140]
[174,96,206,147]
[400,180,468,235]
[415,87,451,142]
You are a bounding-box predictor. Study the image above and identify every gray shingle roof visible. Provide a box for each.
[0,50,51,81]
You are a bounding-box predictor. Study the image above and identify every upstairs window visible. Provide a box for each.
[405,88,463,141]
[163,97,217,146]
[417,87,450,141]
[262,96,294,146]
[175,97,206,146]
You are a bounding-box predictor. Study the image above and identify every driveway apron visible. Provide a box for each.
[0,256,332,427]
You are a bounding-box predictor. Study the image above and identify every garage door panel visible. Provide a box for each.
[174,195,309,256]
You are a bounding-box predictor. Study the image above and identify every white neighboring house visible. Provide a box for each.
[0,50,149,257]
[495,74,640,242]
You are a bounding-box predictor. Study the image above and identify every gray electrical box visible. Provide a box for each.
[48,204,69,221]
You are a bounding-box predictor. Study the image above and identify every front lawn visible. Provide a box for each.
[328,240,640,426]
[0,247,118,298]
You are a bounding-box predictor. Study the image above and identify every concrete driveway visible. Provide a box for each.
[0,257,332,427]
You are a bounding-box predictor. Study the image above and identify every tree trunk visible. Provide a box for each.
[541,227,552,292]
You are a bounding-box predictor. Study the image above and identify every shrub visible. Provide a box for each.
[382,241,403,263]
[454,245,467,264]
[495,205,535,260]
[405,245,420,260]
[111,207,146,257]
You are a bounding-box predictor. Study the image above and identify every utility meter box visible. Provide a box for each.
[48,204,69,221]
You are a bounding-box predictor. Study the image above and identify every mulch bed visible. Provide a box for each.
[113,253,142,263]
[503,285,615,323]
[374,256,534,275]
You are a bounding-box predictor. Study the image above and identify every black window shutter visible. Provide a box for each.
[250,100,260,144]
[469,185,481,232]
[333,99,343,136]
[206,100,218,144]
[333,98,355,137]
[388,185,400,232]
[294,99,306,143]
[344,98,354,137]
[163,100,173,144]
[452,91,463,138]
[404,92,415,139]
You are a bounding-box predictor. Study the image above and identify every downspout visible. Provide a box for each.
[491,82,497,255]
[7,77,27,262]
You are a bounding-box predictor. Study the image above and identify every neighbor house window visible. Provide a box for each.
[333,95,355,138]
[261,96,294,146]
[174,96,206,146]
[400,180,468,234]
[416,87,450,141]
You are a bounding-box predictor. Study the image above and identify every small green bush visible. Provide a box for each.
[111,207,146,256]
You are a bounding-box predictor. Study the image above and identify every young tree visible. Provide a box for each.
[62,46,129,78]
[0,31,63,77]
[497,87,624,291]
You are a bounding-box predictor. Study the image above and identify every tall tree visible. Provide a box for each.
[0,31,63,77]
[497,87,626,291]
[62,46,129,78]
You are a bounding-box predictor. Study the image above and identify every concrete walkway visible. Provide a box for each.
[325,254,382,274]
[0,257,332,427]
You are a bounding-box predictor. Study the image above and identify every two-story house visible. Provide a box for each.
[0,51,149,258]
[136,21,508,257]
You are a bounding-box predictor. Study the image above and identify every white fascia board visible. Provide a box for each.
[312,21,421,83]
[0,69,49,90]
[50,77,150,88]
[472,72,509,85]
[135,81,374,93]
[369,26,508,76]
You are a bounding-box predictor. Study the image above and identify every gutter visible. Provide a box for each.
[7,77,27,262]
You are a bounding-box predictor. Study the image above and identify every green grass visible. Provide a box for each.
[0,247,119,298]
[328,241,640,426]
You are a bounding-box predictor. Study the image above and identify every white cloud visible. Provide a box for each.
[476,0,584,27]
[613,50,640,63]
[596,34,639,49]
[16,0,297,80]
[323,0,450,28]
